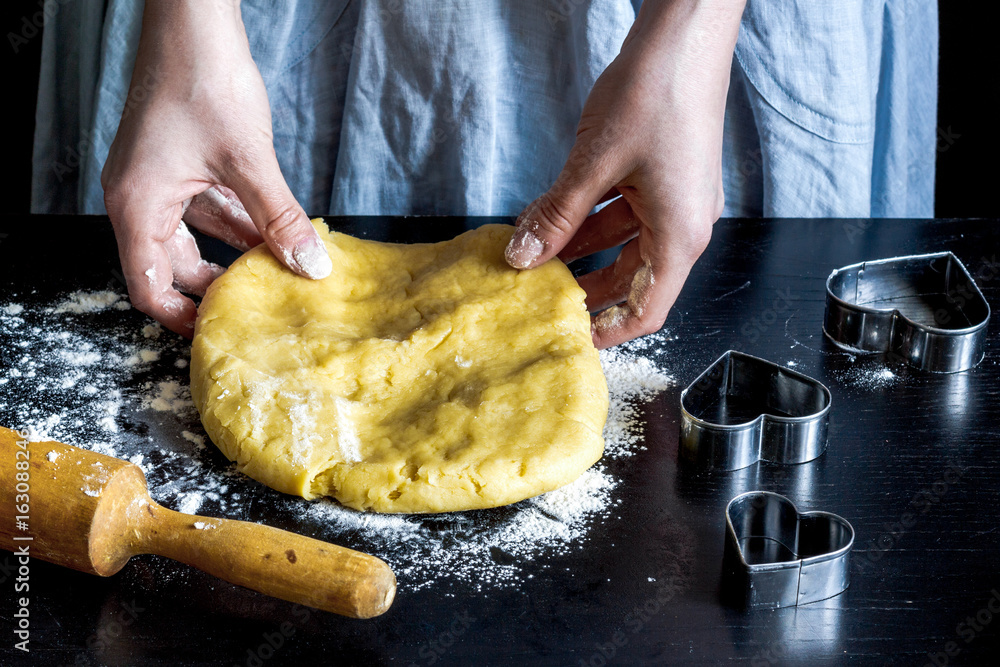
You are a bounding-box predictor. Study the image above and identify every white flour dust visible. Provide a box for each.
[833,359,903,390]
[52,290,129,314]
[1,292,676,591]
[600,344,674,457]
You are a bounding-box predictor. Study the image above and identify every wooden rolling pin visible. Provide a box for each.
[0,427,395,618]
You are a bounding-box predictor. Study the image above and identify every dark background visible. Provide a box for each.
[1,2,995,219]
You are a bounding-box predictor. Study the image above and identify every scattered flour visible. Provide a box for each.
[52,290,124,314]
[284,393,321,467]
[176,492,205,516]
[834,363,901,390]
[332,396,362,463]
[126,348,163,366]
[0,292,677,592]
[145,381,195,415]
[599,344,675,457]
[60,348,101,366]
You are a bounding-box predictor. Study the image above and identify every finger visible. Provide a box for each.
[558,197,641,263]
[109,201,199,337]
[182,185,263,251]
[166,221,227,296]
[590,233,703,350]
[223,154,332,280]
[505,147,619,270]
[590,259,665,350]
[576,238,644,312]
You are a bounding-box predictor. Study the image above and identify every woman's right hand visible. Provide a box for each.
[101,0,331,336]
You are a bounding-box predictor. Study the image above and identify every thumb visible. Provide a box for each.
[505,154,615,270]
[225,154,332,280]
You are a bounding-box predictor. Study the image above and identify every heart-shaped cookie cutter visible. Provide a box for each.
[824,252,990,373]
[723,491,854,609]
[679,351,831,471]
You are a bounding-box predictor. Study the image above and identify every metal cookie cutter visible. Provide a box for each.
[722,491,854,610]
[824,252,990,373]
[679,351,831,471]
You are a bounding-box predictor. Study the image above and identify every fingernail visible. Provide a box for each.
[505,226,544,269]
[292,235,332,280]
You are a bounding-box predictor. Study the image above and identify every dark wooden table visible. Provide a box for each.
[1,215,999,666]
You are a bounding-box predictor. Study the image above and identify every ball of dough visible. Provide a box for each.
[191,221,608,513]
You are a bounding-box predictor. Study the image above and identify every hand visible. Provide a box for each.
[101,0,331,337]
[505,0,744,349]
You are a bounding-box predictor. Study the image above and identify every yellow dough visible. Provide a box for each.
[190,221,608,513]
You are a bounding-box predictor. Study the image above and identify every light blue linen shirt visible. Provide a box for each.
[31,0,938,219]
